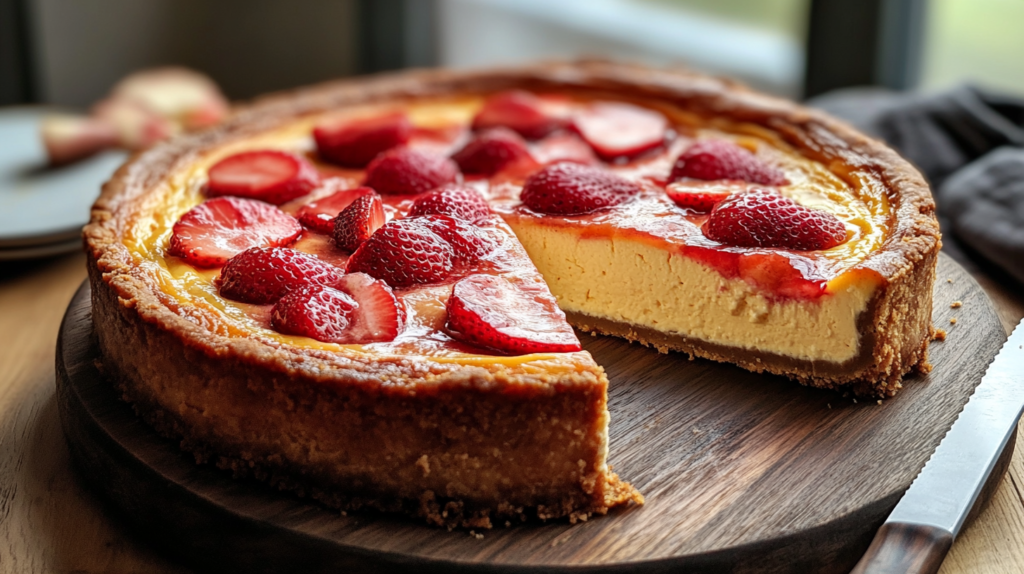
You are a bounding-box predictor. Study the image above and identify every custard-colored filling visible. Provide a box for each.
[509,218,880,363]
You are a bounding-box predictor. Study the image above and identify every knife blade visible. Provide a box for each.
[852,319,1024,574]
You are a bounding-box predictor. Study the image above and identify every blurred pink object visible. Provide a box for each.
[40,67,229,165]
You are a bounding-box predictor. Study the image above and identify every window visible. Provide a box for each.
[920,0,1024,95]
[437,0,809,97]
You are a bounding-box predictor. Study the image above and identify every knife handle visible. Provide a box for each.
[849,522,953,574]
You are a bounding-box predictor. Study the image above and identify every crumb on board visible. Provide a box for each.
[950,318,957,324]
[877,400,883,405]
[827,403,831,409]
[950,301,962,309]
[934,328,947,341]
[853,398,858,404]
[947,278,953,283]
[469,530,484,539]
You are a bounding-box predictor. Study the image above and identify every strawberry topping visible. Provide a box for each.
[738,252,827,300]
[446,275,581,355]
[297,186,374,234]
[168,197,302,268]
[572,102,667,160]
[472,91,565,140]
[332,192,386,252]
[520,162,642,215]
[270,285,359,343]
[670,140,788,186]
[206,150,320,205]
[704,189,847,251]
[451,127,535,175]
[346,217,454,287]
[335,272,405,343]
[419,215,498,267]
[530,132,598,166]
[665,181,736,212]
[313,112,412,168]
[216,247,343,304]
[407,185,491,223]
[363,147,459,195]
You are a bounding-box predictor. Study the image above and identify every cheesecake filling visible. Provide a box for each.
[510,219,880,364]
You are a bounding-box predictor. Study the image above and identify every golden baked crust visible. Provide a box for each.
[84,60,939,524]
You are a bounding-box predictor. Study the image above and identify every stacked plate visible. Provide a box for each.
[0,107,127,260]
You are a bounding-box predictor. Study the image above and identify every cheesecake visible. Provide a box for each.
[83,61,939,528]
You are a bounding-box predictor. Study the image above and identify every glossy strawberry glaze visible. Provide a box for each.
[120,94,890,359]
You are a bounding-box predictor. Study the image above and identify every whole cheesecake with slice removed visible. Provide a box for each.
[84,61,939,528]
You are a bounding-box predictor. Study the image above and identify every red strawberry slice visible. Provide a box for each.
[451,127,535,176]
[446,274,581,355]
[313,112,412,168]
[572,102,667,160]
[168,197,302,268]
[206,150,320,205]
[737,252,827,300]
[335,272,405,343]
[531,132,598,166]
[407,185,491,223]
[216,247,343,304]
[520,162,642,215]
[704,189,848,251]
[346,217,454,287]
[363,147,459,195]
[270,285,359,343]
[665,181,737,212]
[297,186,375,234]
[418,215,497,267]
[332,192,386,252]
[472,91,565,140]
[670,140,788,186]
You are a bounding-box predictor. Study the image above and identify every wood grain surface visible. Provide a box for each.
[47,254,1008,573]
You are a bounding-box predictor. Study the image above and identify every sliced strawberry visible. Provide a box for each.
[472,91,565,140]
[665,181,737,212]
[270,285,359,343]
[418,215,497,267]
[346,217,454,287]
[332,193,386,252]
[446,274,581,355]
[572,102,667,160]
[335,272,405,343]
[670,140,788,186]
[363,147,459,195]
[168,197,302,268]
[531,132,598,166]
[297,186,375,234]
[704,189,848,251]
[407,185,491,223]
[313,112,412,168]
[206,150,320,205]
[451,127,534,176]
[216,247,343,304]
[520,162,642,215]
[737,252,827,299]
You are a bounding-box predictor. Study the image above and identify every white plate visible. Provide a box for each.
[0,107,127,248]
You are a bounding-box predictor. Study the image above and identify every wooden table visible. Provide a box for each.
[2,251,1023,573]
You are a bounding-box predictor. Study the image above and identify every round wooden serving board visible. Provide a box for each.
[56,254,1007,574]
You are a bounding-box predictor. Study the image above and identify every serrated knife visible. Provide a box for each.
[852,319,1024,574]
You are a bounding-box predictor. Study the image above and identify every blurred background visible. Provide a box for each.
[3,0,1024,107]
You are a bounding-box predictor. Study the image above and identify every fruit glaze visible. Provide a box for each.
[121,91,889,360]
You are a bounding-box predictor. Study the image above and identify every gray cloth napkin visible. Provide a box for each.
[810,85,1024,284]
